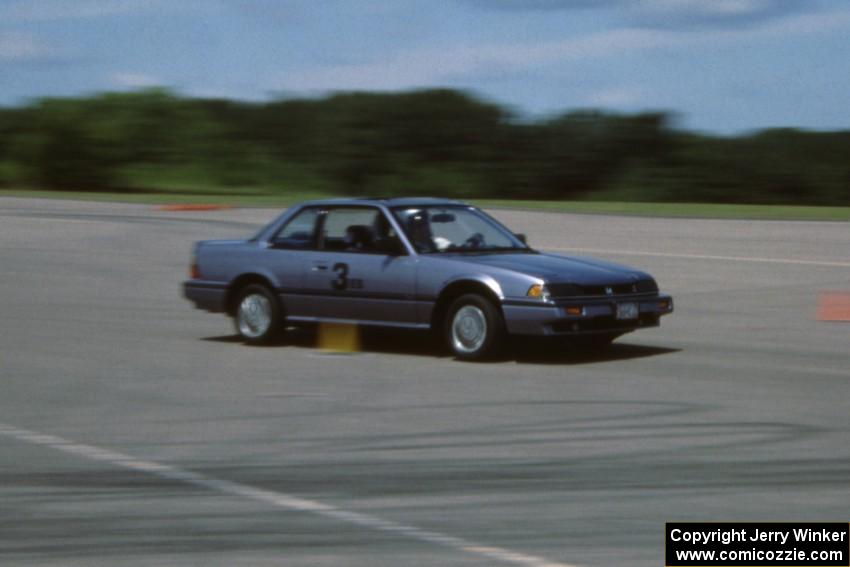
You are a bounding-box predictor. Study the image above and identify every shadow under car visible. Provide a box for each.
[203,327,679,365]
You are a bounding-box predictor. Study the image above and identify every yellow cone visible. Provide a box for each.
[317,323,361,353]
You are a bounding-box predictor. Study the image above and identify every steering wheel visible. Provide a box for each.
[463,232,486,249]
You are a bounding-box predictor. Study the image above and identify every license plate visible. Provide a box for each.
[616,302,638,320]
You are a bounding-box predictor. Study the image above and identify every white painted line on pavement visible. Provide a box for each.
[0,422,576,567]
[548,247,850,268]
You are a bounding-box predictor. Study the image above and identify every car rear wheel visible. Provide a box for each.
[234,284,281,344]
[444,294,505,361]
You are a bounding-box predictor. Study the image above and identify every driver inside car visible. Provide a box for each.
[344,224,374,251]
[406,212,437,253]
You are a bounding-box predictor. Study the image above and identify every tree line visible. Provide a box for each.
[0,88,847,205]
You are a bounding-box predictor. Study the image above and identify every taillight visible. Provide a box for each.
[190,258,200,279]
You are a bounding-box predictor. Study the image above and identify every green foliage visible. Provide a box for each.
[0,162,20,187]
[1,88,848,205]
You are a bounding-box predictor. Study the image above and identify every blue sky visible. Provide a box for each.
[2,0,849,133]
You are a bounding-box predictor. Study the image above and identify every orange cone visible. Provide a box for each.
[816,291,850,322]
[317,323,361,353]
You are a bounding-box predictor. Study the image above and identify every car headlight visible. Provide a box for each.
[526,283,551,302]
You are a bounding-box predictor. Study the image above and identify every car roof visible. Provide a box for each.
[296,197,469,208]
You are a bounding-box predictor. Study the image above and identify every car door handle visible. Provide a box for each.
[311,264,328,271]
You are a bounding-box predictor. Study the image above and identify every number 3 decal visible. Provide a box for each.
[332,263,348,290]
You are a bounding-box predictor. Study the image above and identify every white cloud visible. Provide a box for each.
[0,32,56,62]
[283,7,850,92]
[111,72,160,88]
[473,0,810,29]
[283,29,672,91]
[585,86,650,108]
[629,0,806,28]
[0,0,197,21]
[637,0,771,16]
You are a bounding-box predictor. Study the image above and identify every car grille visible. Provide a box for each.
[547,279,657,298]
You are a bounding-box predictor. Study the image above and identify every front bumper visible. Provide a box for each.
[503,294,673,336]
[183,280,227,312]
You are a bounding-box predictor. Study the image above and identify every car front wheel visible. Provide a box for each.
[444,294,505,361]
[234,284,281,344]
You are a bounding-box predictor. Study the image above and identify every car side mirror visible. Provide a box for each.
[515,233,527,245]
[267,239,291,250]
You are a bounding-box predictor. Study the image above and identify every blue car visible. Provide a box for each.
[183,198,673,360]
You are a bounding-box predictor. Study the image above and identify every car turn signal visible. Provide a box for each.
[526,284,551,302]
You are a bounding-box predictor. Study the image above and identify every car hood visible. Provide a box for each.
[198,239,247,247]
[439,251,649,285]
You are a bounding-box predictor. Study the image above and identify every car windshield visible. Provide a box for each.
[392,206,530,254]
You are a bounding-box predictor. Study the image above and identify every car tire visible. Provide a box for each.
[444,294,505,361]
[233,284,282,345]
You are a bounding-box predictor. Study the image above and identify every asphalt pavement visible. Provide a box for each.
[1,197,848,566]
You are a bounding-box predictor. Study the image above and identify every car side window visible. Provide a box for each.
[271,208,319,249]
[320,207,404,255]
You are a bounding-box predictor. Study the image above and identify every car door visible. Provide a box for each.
[302,206,418,324]
[264,206,321,318]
